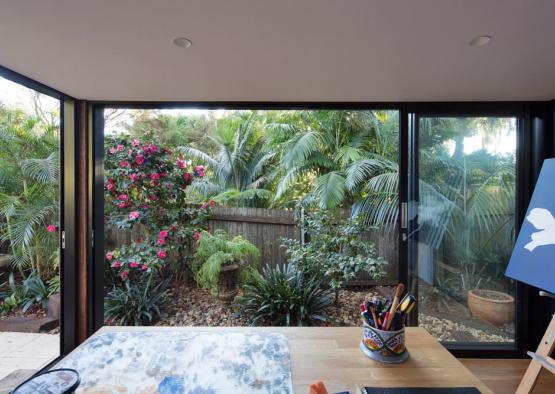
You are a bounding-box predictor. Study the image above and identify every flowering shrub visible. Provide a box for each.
[104,133,212,288]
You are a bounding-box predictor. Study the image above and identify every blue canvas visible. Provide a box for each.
[506,158,555,294]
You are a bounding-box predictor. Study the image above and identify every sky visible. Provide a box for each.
[0,76,59,113]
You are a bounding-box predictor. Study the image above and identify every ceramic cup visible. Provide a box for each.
[360,323,409,363]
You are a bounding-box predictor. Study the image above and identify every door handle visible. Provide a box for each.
[401,202,408,229]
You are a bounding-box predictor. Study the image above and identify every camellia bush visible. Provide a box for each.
[103,132,213,324]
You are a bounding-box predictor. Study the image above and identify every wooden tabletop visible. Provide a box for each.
[92,326,491,393]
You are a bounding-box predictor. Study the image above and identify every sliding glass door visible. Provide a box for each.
[408,115,517,347]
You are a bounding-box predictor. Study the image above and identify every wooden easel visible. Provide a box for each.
[516,291,555,393]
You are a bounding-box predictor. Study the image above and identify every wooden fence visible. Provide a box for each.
[107,207,398,285]
[208,207,300,270]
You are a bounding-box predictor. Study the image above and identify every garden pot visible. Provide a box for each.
[467,289,514,326]
[217,264,239,303]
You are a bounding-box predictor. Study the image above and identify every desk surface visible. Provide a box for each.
[89,326,491,393]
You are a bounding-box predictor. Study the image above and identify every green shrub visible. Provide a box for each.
[283,207,386,304]
[193,229,260,290]
[104,275,170,326]
[238,264,333,326]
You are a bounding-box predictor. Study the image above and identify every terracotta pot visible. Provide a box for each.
[467,289,514,326]
[217,264,240,303]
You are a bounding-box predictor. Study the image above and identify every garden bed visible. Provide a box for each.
[155,285,513,344]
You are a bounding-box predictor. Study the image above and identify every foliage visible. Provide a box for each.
[104,274,171,326]
[184,112,276,207]
[104,132,214,324]
[0,271,54,314]
[193,229,260,290]
[272,110,399,218]
[282,205,386,304]
[238,264,333,326]
[0,105,60,280]
[104,132,211,289]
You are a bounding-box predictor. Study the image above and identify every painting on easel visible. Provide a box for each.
[506,158,555,294]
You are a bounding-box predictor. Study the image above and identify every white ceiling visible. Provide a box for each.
[1,0,554,102]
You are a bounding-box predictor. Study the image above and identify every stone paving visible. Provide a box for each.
[0,332,59,381]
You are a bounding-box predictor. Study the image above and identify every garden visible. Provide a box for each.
[0,105,517,345]
[100,109,516,344]
[0,86,61,334]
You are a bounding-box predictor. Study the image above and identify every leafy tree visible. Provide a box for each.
[0,105,59,280]
[184,112,276,207]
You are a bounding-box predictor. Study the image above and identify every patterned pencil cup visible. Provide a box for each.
[359,324,409,364]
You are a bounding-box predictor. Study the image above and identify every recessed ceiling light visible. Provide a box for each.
[469,35,492,47]
[173,37,193,48]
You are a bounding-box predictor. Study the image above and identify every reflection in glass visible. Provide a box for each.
[416,117,516,344]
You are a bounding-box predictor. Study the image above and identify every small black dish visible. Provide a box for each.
[11,368,80,394]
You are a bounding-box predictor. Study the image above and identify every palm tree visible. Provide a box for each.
[182,112,275,206]
[272,110,399,218]
[0,106,59,279]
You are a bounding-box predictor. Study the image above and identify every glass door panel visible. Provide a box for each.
[410,116,517,345]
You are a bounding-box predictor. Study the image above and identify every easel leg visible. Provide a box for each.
[516,313,555,393]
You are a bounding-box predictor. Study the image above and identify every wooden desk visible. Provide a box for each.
[87,326,491,393]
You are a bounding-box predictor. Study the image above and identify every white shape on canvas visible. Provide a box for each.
[525,208,555,251]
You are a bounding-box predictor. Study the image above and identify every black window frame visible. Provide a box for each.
[0,65,79,357]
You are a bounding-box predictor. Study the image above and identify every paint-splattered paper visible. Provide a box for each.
[56,331,293,394]
[506,158,555,294]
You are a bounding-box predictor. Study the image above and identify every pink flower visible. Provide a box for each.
[149,194,157,202]
[150,144,158,153]
[194,231,201,241]
[120,271,128,280]
[106,252,113,261]
[128,149,133,155]
[120,161,129,168]
[106,183,114,191]
[132,139,140,147]
[159,230,168,238]
[210,200,216,206]
[194,165,205,177]
[157,250,167,260]
[141,263,148,271]
[129,211,140,220]
[182,173,193,185]
[157,238,166,245]
[150,173,161,181]
[117,144,124,151]
[109,148,117,154]
[130,261,138,268]
[130,173,138,181]
[107,178,115,184]
[117,202,126,209]
[47,224,57,233]
[112,261,121,269]
[118,194,128,201]
[136,155,145,165]
[164,182,172,190]
[177,158,186,169]
[201,203,208,209]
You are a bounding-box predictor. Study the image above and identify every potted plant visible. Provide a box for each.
[462,263,515,326]
[193,229,260,302]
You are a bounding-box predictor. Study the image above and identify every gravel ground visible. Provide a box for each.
[157,285,514,344]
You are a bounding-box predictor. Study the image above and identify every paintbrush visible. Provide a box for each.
[384,283,405,330]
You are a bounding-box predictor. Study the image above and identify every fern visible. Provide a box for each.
[194,230,260,290]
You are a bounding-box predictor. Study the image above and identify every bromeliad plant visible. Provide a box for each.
[238,264,334,326]
[283,205,386,305]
